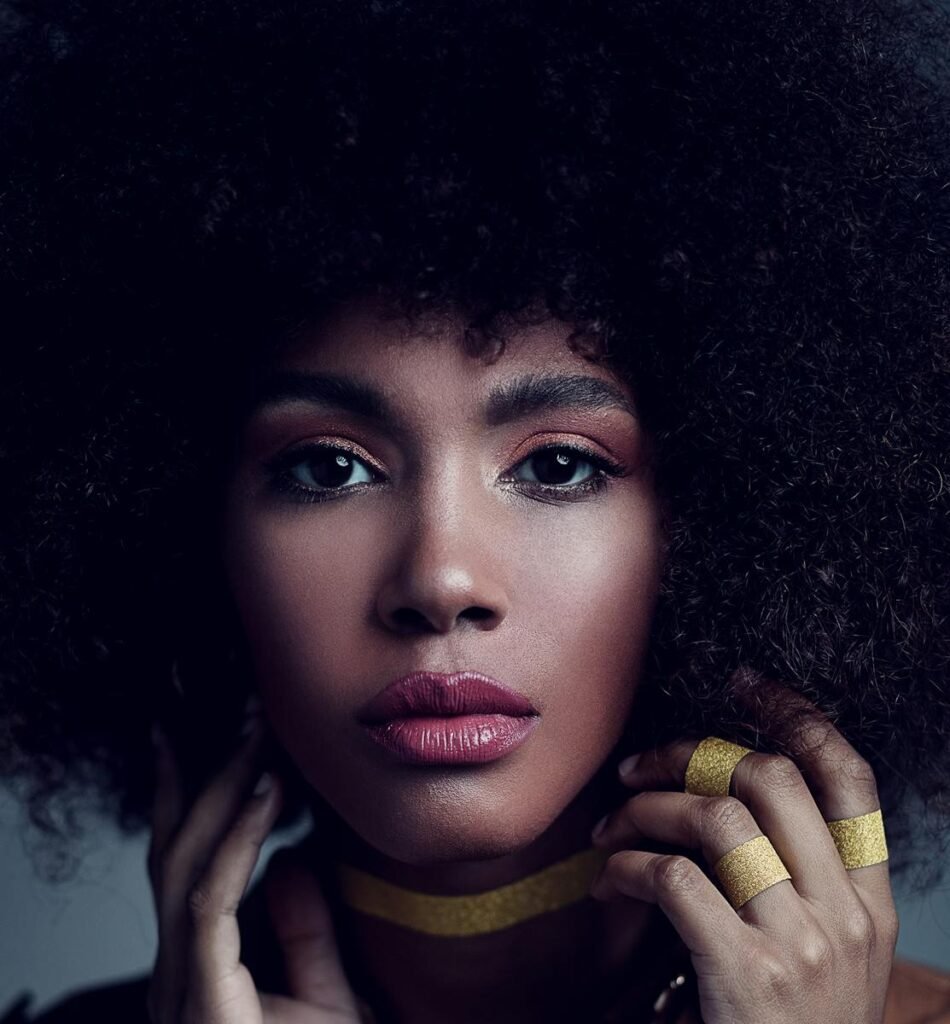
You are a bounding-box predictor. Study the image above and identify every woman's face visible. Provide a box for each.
[222,301,663,864]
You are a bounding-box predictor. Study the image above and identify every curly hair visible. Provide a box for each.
[1,0,949,887]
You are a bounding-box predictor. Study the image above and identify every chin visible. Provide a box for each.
[365,825,536,866]
[340,769,560,865]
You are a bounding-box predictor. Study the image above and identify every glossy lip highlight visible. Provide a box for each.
[358,671,540,765]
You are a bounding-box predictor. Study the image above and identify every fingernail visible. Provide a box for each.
[591,815,608,841]
[618,753,640,777]
[253,772,273,797]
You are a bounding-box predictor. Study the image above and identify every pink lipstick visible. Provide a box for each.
[359,670,540,765]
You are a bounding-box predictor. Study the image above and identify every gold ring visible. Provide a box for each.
[826,809,889,869]
[684,736,755,797]
[714,835,792,909]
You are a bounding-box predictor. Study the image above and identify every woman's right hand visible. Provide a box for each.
[146,713,365,1024]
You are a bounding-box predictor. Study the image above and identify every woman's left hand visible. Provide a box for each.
[590,676,900,1024]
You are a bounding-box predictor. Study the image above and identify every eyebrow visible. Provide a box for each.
[245,369,637,429]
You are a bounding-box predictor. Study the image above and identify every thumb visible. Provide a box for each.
[265,846,362,1019]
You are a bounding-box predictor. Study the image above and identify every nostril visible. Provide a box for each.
[387,604,496,633]
[390,607,434,633]
[462,606,494,623]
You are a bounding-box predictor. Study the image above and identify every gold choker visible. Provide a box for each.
[334,846,610,937]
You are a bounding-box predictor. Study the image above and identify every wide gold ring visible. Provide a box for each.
[714,835,792,909]
[684,736,755,797]
[826,808,889,869]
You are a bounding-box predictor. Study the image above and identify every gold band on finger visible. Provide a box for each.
[684,736,755,797]
[713,835,792,910]
[826,809,889,870]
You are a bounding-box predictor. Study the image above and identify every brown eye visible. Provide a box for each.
[513,446,601,487]
[289,448,374,490]
[265,443,381,502]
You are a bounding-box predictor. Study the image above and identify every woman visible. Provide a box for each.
[1,0,949,1021]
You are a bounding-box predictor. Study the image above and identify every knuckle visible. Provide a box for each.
[653,854,700,897]
[839,905,874,950]
[748,754,805,795]
[699,796,749,842]
[186,879,217,920]
[838,752,878,793]
[797,929,834,977]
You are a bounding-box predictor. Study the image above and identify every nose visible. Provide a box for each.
[375,503,510,636]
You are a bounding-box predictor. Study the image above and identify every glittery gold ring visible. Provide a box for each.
[826,808,889,870]
[684,736,755,797]
[713,834,792,910]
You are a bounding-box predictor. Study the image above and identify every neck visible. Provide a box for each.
[300,764,682,1024]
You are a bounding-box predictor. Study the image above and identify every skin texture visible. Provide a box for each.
[220,302,663,868]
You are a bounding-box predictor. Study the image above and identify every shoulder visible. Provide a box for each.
[1,974,150,1024]
[885,958,950,1024]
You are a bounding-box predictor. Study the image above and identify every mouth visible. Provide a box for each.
[358,670,540,765]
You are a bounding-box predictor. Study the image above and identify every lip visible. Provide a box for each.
[359,671,540,765]
[359,670,537,722]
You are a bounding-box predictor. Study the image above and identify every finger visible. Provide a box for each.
[265,847,362,1019]
[149,720,269,1024]
[260,992,335,1022]
[731,674,892,903]
[618,739,856,909]
[148,724,185,897]
[590,848,749,958]
[184,770,284,1021]
[592,790,800,928]
[159,720,269,921]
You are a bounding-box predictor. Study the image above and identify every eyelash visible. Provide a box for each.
[263,441,628,505]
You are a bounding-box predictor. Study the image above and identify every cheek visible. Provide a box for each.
[519,494,661,708]
[222,487,662,861]
[223,504,381,718]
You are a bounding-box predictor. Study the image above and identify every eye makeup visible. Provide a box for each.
[262,440,629,506]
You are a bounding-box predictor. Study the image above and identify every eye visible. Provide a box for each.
[264,443,382,502]
[508,444,626,497]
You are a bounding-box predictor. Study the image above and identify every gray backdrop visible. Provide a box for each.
[1,787,948,1019]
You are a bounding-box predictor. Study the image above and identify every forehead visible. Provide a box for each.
[268,299,636,414]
